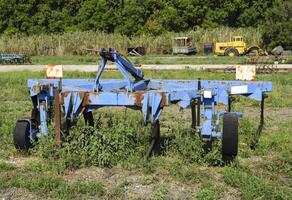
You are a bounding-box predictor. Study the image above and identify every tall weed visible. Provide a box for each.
[0,27,262,55]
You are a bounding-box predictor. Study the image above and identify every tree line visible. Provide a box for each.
[0,0,291,50]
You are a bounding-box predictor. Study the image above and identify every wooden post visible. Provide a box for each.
[46,65,63,146]
[54,85,61,146]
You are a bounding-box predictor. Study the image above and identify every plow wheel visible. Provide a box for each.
[222,113,238,157]
[13,119,33,150]
[146,120,161,159]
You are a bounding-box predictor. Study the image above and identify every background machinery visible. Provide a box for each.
[172,37,197,55]
[214,36,266,57]
[0,54,31,64]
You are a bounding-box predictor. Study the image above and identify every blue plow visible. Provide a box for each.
[14,48,272,158]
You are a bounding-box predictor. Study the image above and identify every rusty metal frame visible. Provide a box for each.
[20,49,272,157]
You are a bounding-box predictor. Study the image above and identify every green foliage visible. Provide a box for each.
[106,179,129,199]
[31,54,250,65]
[0,27,262,56]
[262,74,292,107]
[262,0,292,50]
[33,107,225,172]
[0,162,16,171]
[0,0,289,49]
[196,181,224,200]
[35,111,150,169]
[151,182,168,200]
[0,171,103,199]
[0,0,273,35]
[238,117,258,149]
[24,160,44,172]
[139,174,157,185]
[167,127,223,165]
[223,165,291,200]
[165,160,204,183]
[162,115,223,166]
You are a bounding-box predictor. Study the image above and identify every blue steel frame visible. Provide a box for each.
[26,48,272,142]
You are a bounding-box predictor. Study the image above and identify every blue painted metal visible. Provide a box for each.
[39,102,48,137]
[25,48,272,142]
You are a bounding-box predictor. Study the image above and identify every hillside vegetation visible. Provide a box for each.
[0,0,291,53]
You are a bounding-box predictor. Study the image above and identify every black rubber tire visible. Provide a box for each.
[13,120,32,150]
[222,113,238,156]
[225,48,239,56]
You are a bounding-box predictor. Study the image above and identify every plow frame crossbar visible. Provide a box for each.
[20,48,272,157]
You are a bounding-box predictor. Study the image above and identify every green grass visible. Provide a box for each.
[122,55,249,65]
[0,170,103,199]
[151,182,168,200]
[196,181,224,200]
[223,165,291,200]
[139,174,157,185]
[32,55,98,65]
[0,70,291,199]
[0,162,16,172]
[31,55,248,65]
[29,55,292,65]
[106,179,129,199]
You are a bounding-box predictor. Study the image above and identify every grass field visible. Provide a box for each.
[0,70,291,199]
[32,55,248,65]
[31,55,292,65]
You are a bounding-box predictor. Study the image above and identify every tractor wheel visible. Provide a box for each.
[222,113,238,156]
[13,119,32,150]
[225,48,239,57]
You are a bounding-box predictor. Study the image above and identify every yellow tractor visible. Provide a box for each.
[214,36,264,57]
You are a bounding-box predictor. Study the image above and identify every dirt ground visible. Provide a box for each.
[0,155,242,200]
